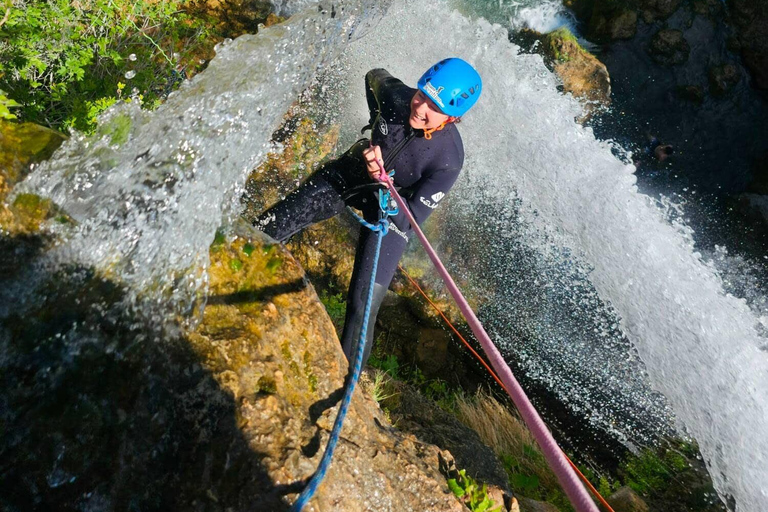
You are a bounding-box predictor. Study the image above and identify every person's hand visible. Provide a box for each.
[362,145,388,185]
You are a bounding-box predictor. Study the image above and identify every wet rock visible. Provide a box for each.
[607,486,650,512]
[692,0,723,17]
[647,28,690,65]
[591,7,638,41]
[0,120,67,234]
[676,84,705,103]
[708,63,741,96]
[727,0,768,89]
[564,0,638,42]
[538,27,612,119]
[639,0,682,22]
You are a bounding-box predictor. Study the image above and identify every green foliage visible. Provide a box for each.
[621,447,679,495]
[319,291,346,333]
[368,353,400,380]
[447,469,496,512]
[0,89,20,119]
[0,0,215,131]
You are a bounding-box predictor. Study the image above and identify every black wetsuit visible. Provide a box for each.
[254,68,464,367]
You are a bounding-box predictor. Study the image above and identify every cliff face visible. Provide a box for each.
[0,109,499,511]
[0,205,467,511]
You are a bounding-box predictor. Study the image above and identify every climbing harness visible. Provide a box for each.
[290,185,396,512]
[373,168,601,512]
[397,265,617,512]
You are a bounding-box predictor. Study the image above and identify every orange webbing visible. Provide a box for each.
[422,121,448,140]
[396,264,616,512]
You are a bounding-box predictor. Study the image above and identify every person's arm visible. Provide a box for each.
[389,166,461,232]
[364,69,405,127]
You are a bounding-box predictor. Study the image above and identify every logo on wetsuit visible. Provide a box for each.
[423,83,445,109]
[419,191,445,209]
[378,117,388,135]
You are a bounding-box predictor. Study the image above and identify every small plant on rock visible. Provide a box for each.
[447,468,497,512]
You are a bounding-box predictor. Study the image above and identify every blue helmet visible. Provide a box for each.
[417,58,482,117]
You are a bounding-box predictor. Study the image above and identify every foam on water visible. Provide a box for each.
[331,0,768,509]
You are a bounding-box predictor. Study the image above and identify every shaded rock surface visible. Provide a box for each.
[0,219,468,511]
[563,0,638,42]
[607,486,650,512]
[728,0,768,89]
[388,382,511,491]
[648,28,690,65]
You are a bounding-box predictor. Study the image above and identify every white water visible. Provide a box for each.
[14,0,768,509]
[330,0,768,509]
[18,0,389,318]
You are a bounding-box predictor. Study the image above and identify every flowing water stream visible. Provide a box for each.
[7,0,768,510]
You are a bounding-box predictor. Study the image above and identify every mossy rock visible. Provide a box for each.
[524,28,612,120]
[0,120,66,197]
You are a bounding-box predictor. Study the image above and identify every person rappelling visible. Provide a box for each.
[253,58,482,369]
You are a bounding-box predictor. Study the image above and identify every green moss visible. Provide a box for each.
[229,258,243,272]
[303,351,317,393]
[543,27,588,63]
[210,229,226,249]
[280,340,292,361]
[243,243,255,256]
[97,113,132,146]
[265,256,282,275]
[256,376,276,394]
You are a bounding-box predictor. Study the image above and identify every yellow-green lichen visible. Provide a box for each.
[97,113,132,146]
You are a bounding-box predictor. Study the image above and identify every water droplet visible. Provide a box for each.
[128,53,137,61]
[125,70,136,79]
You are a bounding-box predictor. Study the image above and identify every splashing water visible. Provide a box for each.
[10,0,768,509]
[17,0,391,320]
[329,0,767,509]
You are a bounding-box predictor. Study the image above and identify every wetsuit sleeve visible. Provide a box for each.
[365,69,405,125]
[390,166,462,232]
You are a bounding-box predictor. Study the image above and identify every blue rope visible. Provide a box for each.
[290,198,391,511]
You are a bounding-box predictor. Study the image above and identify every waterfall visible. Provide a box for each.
[329,0,768,509]
[9,0,768,509]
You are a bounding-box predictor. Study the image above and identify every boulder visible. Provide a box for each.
[728,0,768,89]
[607,486,650,512]
[563,0,639,41]
[590,7,638,41]
[639,0,682,22]
[539,28,612,119]
[647,28,690,65]
[708,63,741,96]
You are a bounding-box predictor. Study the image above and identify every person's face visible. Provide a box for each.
[409,90,452,130]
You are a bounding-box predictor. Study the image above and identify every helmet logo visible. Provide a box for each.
[378,117,388,135]
[423,82,445,109]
